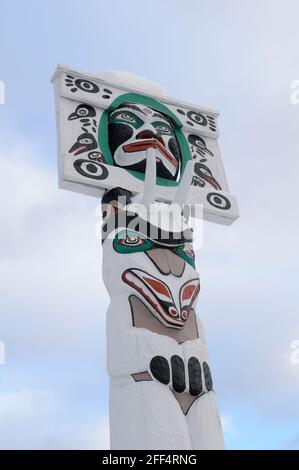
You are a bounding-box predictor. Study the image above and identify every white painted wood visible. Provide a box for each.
[52,65,239,226]
[53,67,236,450]
[103,223,224,450]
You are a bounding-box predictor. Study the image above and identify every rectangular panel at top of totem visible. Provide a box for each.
[52,65,239,225]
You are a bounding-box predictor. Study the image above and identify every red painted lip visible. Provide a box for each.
[123,139,178,167]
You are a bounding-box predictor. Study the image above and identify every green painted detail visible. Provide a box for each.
[173,245,196,269]
[109,110,144,130]
[114,228,196,268]
[152,121,173,136]
[113,229,153,254]
[98,93,192,187]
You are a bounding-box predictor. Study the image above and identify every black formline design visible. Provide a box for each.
[149,355,214,400]
[150,356,170,385]
[73,159,109,180]
[188,357,202,396]
[65,75,100,94]
[206,192,231,210]
[67,102,107,163]
[203,361,213,391]
[171,355,186,393]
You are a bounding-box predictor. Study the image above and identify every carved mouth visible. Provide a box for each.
[123,139,178,168]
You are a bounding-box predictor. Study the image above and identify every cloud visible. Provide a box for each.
[1,0,299,448]
[1,119,299,449]
[0,387,109,449]
[221,414,238,438]
[0,134,110,448]
[198,197,299,422]
[0,133,109,357]
[0,340,5,365]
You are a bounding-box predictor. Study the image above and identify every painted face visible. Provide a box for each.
[108,103,181,180]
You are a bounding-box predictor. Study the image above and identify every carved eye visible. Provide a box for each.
[73,159,108,180]
[195,139,205,148]
[114,230,153,253]
[181,309,188,321]
[120,236,144,246]
[184,246,195,260]
[169,307,179,318]
[79,137,93,145]
[153,121,173,135]
[174,245,195,269]
[77,162,101,176]
[74,79,99,93]
[207,192,231,210]
[187,111,208,126]
[119,113,136,123]
[78,107,89,116]
[156,124,171,134]
[110,110,144,129]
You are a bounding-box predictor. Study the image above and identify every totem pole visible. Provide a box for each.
[52,66,239,450]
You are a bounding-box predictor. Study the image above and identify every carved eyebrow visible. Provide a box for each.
[152,112,169,121]
[109,109,144,123]
[112,105,174,127]
[152,112,175,127]
[118,104,146,115]
[152,115,175,130]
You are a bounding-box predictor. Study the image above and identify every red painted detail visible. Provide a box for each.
[142,276,171,297]
[122,270,184,328]
[168,307,179,317]
[182,284,197,301]
[123,139,178,167]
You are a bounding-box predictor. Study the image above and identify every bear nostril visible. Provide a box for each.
[136,130,165,147]
[136,130,156,140]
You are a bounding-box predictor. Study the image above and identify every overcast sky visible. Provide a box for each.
[0,0,299,449]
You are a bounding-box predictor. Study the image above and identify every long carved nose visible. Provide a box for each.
[136,130,164,146]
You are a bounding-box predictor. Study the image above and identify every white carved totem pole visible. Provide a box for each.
[52,66,239,450]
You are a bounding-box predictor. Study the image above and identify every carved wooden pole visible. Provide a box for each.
[52,67,239,450]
